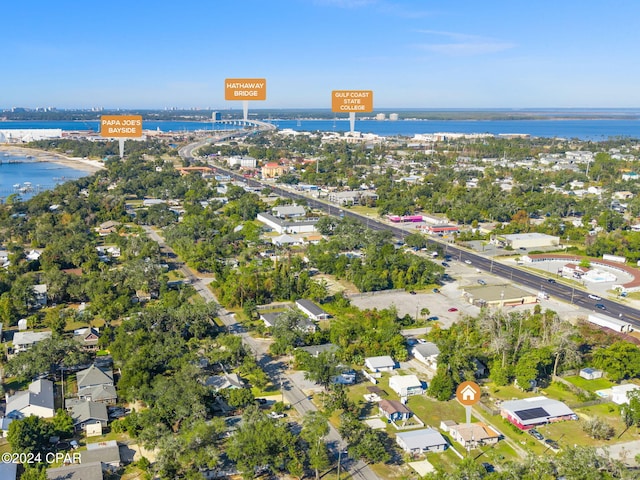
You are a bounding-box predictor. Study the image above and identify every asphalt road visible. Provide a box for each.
[198,159,640,329]
[142,225,380,480]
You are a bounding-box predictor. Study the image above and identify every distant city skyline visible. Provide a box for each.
[3,0,640,109]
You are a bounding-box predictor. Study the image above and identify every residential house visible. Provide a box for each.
[12,330,52,352]
[32,284,48,306]
[83,440,122,469]
[610,384,640,405]
[74,327,101,351]
[378,399,412,422]
[0,463,17,480]
[364,356,395,373]
[389,375,424,397]
[395,428,448,454]
[47,462,105,480]
[297,343,337,357]
[205,373,246,391]
[501,396,577,430]
[76,365,117,405]
[5,379,55,418]
[295,299,331,321]
[449,422,501,449]
[68,400,109,433]
[412,342,439,368]
[96,220,120,236]
[260,312,282,329]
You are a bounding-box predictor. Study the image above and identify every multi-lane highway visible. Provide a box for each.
[186,144,640,329]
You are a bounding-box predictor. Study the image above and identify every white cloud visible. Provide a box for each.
[414,30,516,56]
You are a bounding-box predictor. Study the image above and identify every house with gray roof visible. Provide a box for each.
[12,330,52,352]
[0,461,17,480]
[260,312,283,328]
[412,342,440,368]
[272,205,306,218]
[47,462,104,480]
[77,365,114,390]
[5,379,55,418]
[395,428,448,454]
[364,355,395,373]
[74,364,117,405]
[82,440,121,469]
[69,400,109,432]
[205,373,246,391]
[295,299,330,321]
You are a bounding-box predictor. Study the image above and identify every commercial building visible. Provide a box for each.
[501,396,576,430]
[496,233,560,249]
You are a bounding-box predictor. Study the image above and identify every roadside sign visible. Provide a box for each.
[100,115,143,138]
[331,90,373,113]
[456,381,481,406]
[225,78,267,101]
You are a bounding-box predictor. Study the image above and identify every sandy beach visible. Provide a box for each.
[0,145,105,173]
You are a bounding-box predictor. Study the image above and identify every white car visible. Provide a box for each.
[464,260,472,265]
[588,294,602,301]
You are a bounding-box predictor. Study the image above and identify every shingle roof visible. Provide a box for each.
[76,365,113,390]
[6,379,55,415]
[69,400,108,425]
[47,461,104,480]
[396,428,447,450]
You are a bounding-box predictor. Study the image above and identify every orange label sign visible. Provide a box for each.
[332,90,373,112]
[456,381,481,406]
[100,115,143,138]
[225,78,267,100]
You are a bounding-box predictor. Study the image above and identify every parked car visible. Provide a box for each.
[448,307,458,312]
[464,260,472,265]
[409,291,417,295]
[595,303,606,310]
[442,262,449,267]
[588,294,602,300]
[529,429,544,441]
[545,439,560,450]
[477,279,487,285]
[547,278,556,283]
[482,463,495,473]
[427,316,439,321]
[432,288,440,293]
[268,412,286,419]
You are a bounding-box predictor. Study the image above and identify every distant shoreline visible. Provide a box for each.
[0,145,104,173]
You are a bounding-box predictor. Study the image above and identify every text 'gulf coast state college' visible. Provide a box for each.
[331,90,374,112]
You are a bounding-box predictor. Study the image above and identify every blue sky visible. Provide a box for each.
[3,0,640,109]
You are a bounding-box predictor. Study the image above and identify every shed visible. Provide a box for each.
[579,368,604,380]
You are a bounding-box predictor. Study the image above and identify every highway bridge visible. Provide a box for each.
[179,129,640,330]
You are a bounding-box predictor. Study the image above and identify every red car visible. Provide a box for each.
[448,307,458,312]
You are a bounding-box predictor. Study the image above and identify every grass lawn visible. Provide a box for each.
[564,375,615,393]
[484,383,536,402]
[539,382,584,406]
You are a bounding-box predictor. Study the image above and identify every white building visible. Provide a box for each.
[610,384,640,405]
[364,356,395,373]
[389,375,424,397]
[395,428,447,454]
[412,342,439,368]
[5,379,55,418]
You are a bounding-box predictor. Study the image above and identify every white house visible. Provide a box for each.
[12,330,52,352]
[389,375,424,397]
[412,342,439,368]
[5,379,55,418]
[449,422,500,449]
[610,384,640,405]
[364,356,395,373]
[295,299,330,321]
[395,428,448,454]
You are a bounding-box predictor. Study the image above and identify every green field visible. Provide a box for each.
[563,375,615,393]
